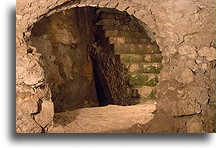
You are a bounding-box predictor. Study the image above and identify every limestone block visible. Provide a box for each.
[18,98,38,114]
[24,66,44,85]
[109,37,126,44]
[201,63,208,70]
[171,66,194,83]
[98,0,111,7]
[186,116,203,133]
[16,97,43,133]
[126,6,136,15]
[128,63,139,72]
[116,3,130,11]
[106,1,119,8]
[178,45,197,59]
[16,114,42,133]
[185,60,198,71]
[169,48,178,56]
[35,100,54,128]
[16,65,28,80]
[129,74,158,87]
[120,54,142,63]
[175,99,196,116]
[136,86,155,97]
[179,68,194,83]
[198,47,216,61]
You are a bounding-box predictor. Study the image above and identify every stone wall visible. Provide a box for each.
[29,7,98,113]
[94,8,163,104]
[16,0,215,133]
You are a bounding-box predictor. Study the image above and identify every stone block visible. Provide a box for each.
[120,54,142,63]
[142,54,163,63]
[109,37,148,44]
[114,43,161,54]
[115,37,125,43]
[34,100,54,128]
[109,37,126,44]
[186,116,203,133]
[140,63,162,74]
[178,45,197,59]
[198,47,216,61]
[128,63,139,72]
[129,74,159,87]
[136,86,155,98]
[104,30,121,37]
[97,19,120,26]
[179,67,194,83]
[102,25,138,32]
[120,54,163,63]
[127,63,162,74]
[116,3,130,11]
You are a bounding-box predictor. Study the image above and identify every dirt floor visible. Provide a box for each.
[48,101,156,133]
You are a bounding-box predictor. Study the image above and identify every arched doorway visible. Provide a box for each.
[28,6,162,113]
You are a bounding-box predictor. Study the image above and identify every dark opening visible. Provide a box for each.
[92,59,113,106]
[28,6,162,112]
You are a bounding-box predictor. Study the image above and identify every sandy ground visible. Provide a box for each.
[48,102,156,133]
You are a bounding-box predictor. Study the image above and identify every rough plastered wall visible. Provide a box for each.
[16,0,215,133]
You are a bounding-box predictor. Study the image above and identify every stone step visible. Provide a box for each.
[128,73,159,87]
[94,27,147,44]
[96,19,131,26]
[96,19,124,26]
[98,12,130,20]
[102,30,147,38]
[108,37,148,44]
[100,25,141,32]
[119,53,163,63]
[114,43,161,54]
[125,63,162,74]
[132,86,156,98]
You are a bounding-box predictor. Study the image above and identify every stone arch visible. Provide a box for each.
[27,6,162,112]
[16,0,215,133]
[19,0,160,47]
[17,0,163,133]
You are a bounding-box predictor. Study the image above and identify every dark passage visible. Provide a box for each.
[29,5,155,112]
[92,59,113,106]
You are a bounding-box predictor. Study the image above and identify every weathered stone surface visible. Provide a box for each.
[34,100,54,128]
[88,45,133,105]
[16,0,215,133]
[16,98,42,133]
[178,45,197,59]
[29,7,98,112]
[186,116,204,133]
[136,86,155,98]
[198,46,216,61]
[48,104,156,133]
